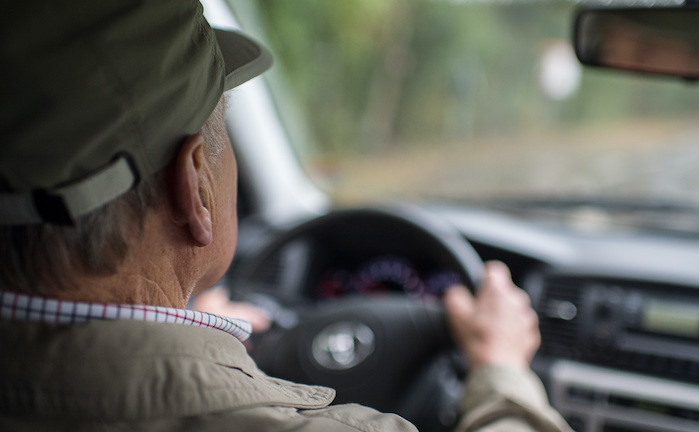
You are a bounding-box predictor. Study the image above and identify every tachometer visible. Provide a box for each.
[424,270,462,297]
[317,269,351,300]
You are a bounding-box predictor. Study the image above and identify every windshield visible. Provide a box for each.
[239,1,699,221]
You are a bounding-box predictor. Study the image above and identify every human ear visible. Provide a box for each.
[171,134,213,246]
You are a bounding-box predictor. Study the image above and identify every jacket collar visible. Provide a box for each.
[0,320,335,421]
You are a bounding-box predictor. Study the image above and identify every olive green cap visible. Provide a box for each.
[0,0,272,225]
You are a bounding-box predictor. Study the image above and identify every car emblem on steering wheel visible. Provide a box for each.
[312,321,375,370]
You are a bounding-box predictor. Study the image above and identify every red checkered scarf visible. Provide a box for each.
[0,291,252,342]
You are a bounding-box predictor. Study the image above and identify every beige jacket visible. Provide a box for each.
[0,320,571,431]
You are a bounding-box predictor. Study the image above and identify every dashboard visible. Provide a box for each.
[231,204,699,432]
[438,204,699,432]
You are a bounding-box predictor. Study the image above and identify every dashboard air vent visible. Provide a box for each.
[538,276,585,359]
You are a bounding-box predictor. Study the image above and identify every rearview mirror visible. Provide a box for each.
[574,7,699,79]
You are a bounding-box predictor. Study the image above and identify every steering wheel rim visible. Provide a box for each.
[232,205,484,430]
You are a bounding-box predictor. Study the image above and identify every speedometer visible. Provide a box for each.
[351,256,426,296]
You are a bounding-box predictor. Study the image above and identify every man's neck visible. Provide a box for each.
[46,209,198,309]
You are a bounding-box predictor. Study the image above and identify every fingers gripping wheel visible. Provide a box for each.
[234,206,484,431]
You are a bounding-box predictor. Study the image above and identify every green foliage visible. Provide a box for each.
[253,0,699,157]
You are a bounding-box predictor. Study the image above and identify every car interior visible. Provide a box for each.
[203,1,699,431]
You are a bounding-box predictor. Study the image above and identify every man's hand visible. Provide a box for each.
[444,261,540,370]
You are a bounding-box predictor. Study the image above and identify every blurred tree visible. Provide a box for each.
[252,0,699,158]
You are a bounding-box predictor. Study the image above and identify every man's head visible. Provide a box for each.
[0,0,271,300]
[0,97,231,298]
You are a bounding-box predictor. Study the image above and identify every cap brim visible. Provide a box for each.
[213,28,273,91]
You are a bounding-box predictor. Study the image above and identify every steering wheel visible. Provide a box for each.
[231,206,484,431]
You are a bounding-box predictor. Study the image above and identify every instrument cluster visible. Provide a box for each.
[314,255,461,300]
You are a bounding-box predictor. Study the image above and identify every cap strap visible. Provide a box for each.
[0,156,137,225]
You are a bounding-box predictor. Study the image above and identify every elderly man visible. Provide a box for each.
[0,1,571,431]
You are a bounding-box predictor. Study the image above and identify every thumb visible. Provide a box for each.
[444,285,475,319]
[444,285,476,357]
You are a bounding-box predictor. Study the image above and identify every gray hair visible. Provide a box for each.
[0,97,228,295]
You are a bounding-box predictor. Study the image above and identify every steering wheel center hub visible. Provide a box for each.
[312,321,375,370]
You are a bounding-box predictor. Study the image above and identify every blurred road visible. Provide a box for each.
[318,118,699,207]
